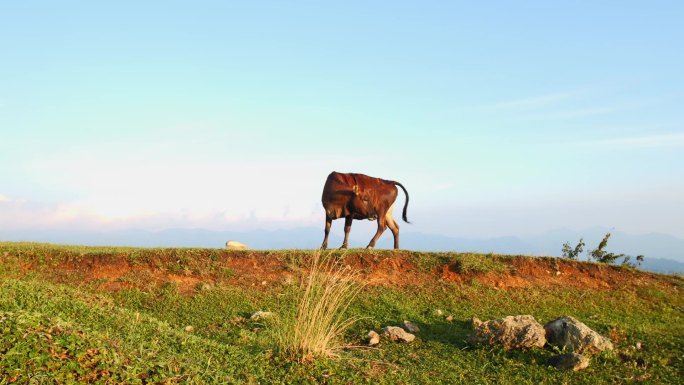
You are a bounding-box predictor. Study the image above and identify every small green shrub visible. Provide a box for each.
[561,238,585,260]
[590,233,624,264]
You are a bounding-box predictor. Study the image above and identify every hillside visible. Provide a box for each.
[4,227,684,274]
[0,242,682,384]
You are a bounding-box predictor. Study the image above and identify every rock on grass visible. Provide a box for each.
[470,315,546,350]
[546,353,590,371]
[382,326,415,343]
[544,316,613,353]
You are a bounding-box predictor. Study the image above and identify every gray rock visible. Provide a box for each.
[546,353,590,371]
[402,320,420,333]
[368,330,380,346]
[382,326,415,343]
[470,315,546,350]
[544,316,613,353]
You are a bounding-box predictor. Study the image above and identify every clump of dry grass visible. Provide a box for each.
[276,251,365,362]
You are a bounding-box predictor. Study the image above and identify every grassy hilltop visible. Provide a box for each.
[0,242,682,384]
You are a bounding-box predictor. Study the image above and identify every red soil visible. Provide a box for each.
[11,250,679,294]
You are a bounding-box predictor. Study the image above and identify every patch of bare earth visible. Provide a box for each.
[12,251,679,294]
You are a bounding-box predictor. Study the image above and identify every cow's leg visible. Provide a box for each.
[386,205,400,249]
[321,216,332,249]
[340,216,352,249]
[366,216,387,249]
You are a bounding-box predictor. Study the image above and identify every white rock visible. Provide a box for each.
[382,326,415,343]
[250,311,274,321]
[470,315,546,350]
[226,240,248,250]
[368,330,380,346]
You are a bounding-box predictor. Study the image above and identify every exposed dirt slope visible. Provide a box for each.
[6,249,680,294]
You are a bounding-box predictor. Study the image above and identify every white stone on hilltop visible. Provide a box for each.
[226,240,248,250]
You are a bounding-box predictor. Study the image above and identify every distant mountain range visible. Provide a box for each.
[2,227,683,274]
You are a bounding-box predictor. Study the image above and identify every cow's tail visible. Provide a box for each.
[394,181,410,223]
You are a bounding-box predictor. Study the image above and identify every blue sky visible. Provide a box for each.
[1,1,683,239]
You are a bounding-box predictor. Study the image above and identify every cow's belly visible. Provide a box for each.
[325,206,346,219]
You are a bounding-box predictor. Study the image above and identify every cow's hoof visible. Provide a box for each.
[366,246,375,250]
[339,245,348,250]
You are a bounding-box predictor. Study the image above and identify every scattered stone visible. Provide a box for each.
[382,326,415,343]
[546,353,590,371]
[184,325,194,333]
[199,283,213,291]
[368,330,380,346]
[544,316,613,353]
[470,315,546,350]
[403,320,420,333]
[446,315,454,322]
[434,309,444,316]
[226,240,248,250]
[635,342,642,350]
[555,271,562,276]
[250,311,274,321]
[229,316,246,325]
[633,374,652,382]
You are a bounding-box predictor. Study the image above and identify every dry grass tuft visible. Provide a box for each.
[276,251,365,362]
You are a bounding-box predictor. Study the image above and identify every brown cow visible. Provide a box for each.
[321,171,410,250]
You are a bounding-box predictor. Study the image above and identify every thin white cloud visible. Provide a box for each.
[0,194,24,203]
[10,142,354,230]
[525,106,619,120]
[0,195,322,232]
[587,133,684,149]
[469,87,624,121]
[484,91,580,110]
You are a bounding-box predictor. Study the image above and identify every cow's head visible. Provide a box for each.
[351,185,378,220]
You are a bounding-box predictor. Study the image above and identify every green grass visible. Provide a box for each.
[0,242,682,384]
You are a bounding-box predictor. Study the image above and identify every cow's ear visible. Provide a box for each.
[352,185,359,195]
